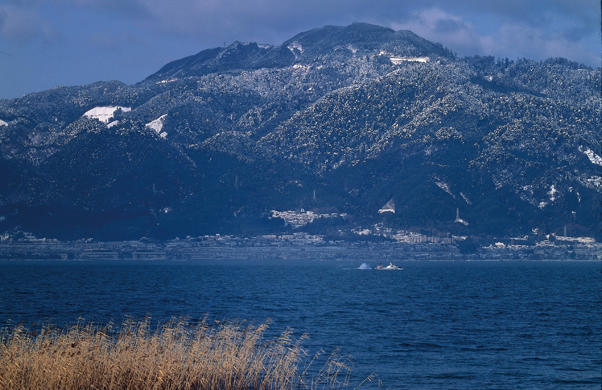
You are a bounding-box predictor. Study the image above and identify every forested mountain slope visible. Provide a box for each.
[0,23,599,241]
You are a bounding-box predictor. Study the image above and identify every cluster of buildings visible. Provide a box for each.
[1,231,600,261]
[270,210,345,228]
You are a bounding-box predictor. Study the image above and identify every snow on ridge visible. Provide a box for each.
[0,119,7,127]
[157,78,178,85]
[389,56,429,64]
[287,42,304,57]
[83,106,131,124]
[580,146,602,166]
[146,114,168,138]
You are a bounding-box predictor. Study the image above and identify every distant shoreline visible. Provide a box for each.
[1,237,600,261]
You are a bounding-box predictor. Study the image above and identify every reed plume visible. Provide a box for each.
[0,317,354,390]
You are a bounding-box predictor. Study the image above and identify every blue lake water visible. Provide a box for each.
[1,259,600,389]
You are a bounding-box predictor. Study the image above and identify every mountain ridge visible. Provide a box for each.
[147,22,454,82]
[0,23,600,242]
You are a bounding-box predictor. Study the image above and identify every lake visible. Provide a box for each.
[1,259,600,389]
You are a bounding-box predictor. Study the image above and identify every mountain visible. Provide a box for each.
[0,23,600,241]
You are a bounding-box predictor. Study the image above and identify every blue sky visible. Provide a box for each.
[0,0,600,100]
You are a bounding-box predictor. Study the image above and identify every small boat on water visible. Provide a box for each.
[375,262,403,270]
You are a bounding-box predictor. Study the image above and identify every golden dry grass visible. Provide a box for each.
[0,318,354,390]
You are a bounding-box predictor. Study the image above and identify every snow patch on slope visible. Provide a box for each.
[460,192,472,205]
[83,106,131,124]
[378,199,395,214]
[146,114,168,138]
[287,42,304,53]
[586,176,602,190]
[548,185,558,202]
[580,146,602,166]
[379,51,429,64]
[434,178,454,198]
[287,42,304,59]
[389,56,429,64]
[455,208,469,225]
[157,79,178,85]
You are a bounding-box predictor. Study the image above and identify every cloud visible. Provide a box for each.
[423,0,599,32]
[8,0,593,62]
[1,0,599,100]
[135,0,333,40]
[90,30,142,50]
[391,8,494,56]
[66,0,150,19]
[118,1,599,64]
[0,5,58,42]
[497,23,601,65]
[390,7,600,66]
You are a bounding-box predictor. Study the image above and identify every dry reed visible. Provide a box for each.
[0,317,355,390]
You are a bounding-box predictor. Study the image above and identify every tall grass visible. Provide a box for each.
[0,318,355,390]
